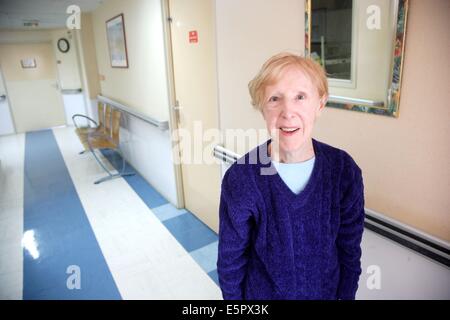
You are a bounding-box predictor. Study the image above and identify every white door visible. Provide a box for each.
[61,91,87,126]
[0,68,15,136]
[53,29,87,126]
[0,42,66,133]
[168,0,221,232]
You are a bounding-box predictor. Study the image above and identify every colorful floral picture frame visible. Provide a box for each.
[305,0,409,118]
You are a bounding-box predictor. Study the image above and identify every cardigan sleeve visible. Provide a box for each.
[217,169,254,300]
[336,157,365,300]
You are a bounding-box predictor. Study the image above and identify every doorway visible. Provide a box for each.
[0,67,15,136]
[165,0,221,232]
[0,42,66,133]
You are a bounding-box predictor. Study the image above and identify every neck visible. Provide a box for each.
[269,139,315,163]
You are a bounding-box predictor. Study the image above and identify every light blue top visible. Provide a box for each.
[272,157,316,194]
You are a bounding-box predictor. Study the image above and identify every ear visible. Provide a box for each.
[316,95,328,117]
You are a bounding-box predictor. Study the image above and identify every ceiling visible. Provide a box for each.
[0,0,104,30]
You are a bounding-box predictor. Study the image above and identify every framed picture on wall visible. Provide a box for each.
[106,13,129,68]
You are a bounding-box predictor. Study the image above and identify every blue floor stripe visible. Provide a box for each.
[100,149,168,208]
[100,148,220,284]
[151,203,188,222]
[163,213,218,252]
[208,269,219,286]
[23,130,121,300]
[190,241,218,273]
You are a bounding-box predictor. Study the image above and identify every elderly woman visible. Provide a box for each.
[217,52,365,300]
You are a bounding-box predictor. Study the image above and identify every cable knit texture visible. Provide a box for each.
[217,138,365,300]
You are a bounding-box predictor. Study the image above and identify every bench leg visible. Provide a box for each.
[90,147,135,184]
[94,172,134,184]
[90,147,114,178]
[116,148,135,178]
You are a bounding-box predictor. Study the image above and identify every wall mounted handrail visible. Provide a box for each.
[61,88,82,94]
[213,144,450,267]
[328,95,384,107]
[364,208,450,267]
[97,95,169,131]
[213,145,239,164]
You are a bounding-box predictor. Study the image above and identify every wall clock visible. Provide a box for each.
[57,38,70,53]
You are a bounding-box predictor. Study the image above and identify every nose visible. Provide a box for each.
[280,98,297,119]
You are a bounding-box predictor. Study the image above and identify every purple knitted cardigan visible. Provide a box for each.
[217,138,365,300]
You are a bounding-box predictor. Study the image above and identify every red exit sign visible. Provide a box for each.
[189,30,198,43]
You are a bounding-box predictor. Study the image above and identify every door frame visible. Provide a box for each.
[0,66,17,135]
[161,0,185,209]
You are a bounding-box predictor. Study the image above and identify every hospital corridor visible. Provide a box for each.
[0,0,449,302]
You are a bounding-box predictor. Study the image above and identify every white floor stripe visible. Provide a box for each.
[53,127,222,299]
[0,133,25,299]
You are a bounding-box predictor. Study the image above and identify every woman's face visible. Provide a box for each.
[262,65,326,156]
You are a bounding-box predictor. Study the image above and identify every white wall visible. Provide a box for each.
[92,0,170,122]
[62,93,86,126]
[0,30,52,44]
[75,13,102,122]
[119,114,178,205]
[215,0,305,155]
[90,0,178,205]
[357,230,450,299]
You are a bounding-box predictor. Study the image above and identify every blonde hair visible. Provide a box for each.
[248,52,328,110]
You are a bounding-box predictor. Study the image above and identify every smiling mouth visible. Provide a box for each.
[279,127,300,133]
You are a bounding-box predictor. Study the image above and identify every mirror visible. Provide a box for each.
[305,0,409,117]
[310,0,353,81]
